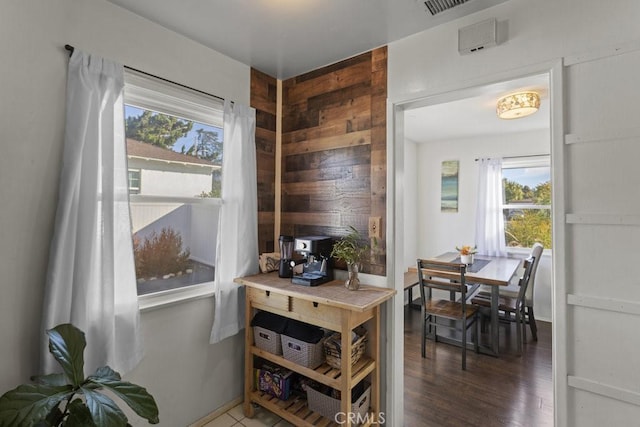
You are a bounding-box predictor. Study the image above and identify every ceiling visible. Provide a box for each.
[404,73,550,143]
[106,0,546,141]
[106,0,509,79]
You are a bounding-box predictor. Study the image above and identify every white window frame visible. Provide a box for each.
[128,168,141,194]
[502,155,551,253]
[124,70,223,310]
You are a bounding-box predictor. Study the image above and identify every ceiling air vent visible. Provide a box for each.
[424,0,471,16]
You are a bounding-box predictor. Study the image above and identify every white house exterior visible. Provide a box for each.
[127,138,220,268]
[126,138,218,198]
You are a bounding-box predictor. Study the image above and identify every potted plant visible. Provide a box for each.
[0,323,159,427]
[456,245,477,265]
[331,226,372,290]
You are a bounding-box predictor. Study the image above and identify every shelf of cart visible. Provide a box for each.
[251,390,375,427]
[251,345,375,390]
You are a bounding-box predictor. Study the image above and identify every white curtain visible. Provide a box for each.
[475,158,507,257]
[210,100,258,344]
[41,50,142,374]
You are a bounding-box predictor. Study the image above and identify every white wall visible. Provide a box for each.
[389,0,640,424]
[139,168,212,197]
[405,129,552,321]
[130,202,220,267]
[128,157,214,198]
[0,0,249,425]
[402,140,418,271]
[388,0,640,101]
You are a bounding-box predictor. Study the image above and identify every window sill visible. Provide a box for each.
[138,282,215,313]
[506,247,552,257]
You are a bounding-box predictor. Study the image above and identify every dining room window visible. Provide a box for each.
[502,156,551,249]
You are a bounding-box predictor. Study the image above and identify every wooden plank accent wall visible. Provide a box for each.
[251,68,277,253]
[280,47,387,276]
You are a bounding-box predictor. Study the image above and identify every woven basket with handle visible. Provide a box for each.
[323,327,367,370]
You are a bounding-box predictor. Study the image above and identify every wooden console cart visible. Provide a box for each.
[235,272,395,427]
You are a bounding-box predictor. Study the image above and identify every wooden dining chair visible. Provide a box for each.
[417,259,479,370]
[475,244,543,341]
[508,243,543,341]
[471,256,535,355]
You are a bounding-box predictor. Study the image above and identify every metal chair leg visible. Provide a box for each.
[527,306,538,341]
[461,318,467,370]
[421,309,426,358]
[523,310,527,342]
[515,309,522,356]
[475,314,480,354]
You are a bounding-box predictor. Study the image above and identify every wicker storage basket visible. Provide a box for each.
[281,334,325,369]
[253,326,282,355]
[323,327,367,370]
[306,381,371,424]
[251,311,288,356]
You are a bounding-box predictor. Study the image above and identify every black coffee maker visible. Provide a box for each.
[289,236,333,286]
[278,235,295,278]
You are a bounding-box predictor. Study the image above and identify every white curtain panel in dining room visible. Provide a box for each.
[210,100,259,344]
[474,158,507,257]
[41,50,142,375]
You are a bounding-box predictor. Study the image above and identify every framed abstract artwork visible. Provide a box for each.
[441,160,459,212]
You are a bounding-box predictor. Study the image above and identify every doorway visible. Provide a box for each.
[386,62,563,426]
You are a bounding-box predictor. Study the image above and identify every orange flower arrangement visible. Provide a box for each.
[455,245,477,255]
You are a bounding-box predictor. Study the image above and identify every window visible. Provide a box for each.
[124,71,223,296]
[128,169,141,194]
[502,156,551,249]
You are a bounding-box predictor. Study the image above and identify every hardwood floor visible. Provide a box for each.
[404,306,553,427]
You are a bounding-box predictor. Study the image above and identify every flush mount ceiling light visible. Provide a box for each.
[496,91,540,119]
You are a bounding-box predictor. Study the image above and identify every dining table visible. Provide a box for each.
[408,251,522,356]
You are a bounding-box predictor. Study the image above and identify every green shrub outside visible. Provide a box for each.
[505,210,552,248]
[133,228,191,279]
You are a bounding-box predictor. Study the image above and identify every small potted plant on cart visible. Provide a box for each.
[331,226,373,290]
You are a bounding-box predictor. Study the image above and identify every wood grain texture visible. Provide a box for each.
[240,272,393,426]
[251,68,277,253]
[368,48,387,274]
[236,272,395,318]
[281,47,387,275]
[404,307,553,426]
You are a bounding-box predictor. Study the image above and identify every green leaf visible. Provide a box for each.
[44,405,64,426]
[30,374,68,387]
[65,399,97,427]
[46,324,86,387]
[0,383,72,427]
[91,366,121,382]
[88,368,159,424]
[82,387,128,427]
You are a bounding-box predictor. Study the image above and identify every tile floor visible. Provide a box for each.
[203,404,294,427]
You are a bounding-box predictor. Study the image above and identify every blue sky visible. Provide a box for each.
[503,166,550,188]
[125,105,223,154]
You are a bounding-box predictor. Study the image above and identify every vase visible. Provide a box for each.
[345,263,361,290]
[460,254,474,265]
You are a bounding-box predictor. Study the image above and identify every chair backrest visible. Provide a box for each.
[516,257,536,307]
[417,259,468,311]
[525,243,544,304]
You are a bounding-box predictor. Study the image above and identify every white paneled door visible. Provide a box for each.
[561,46,640,425]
